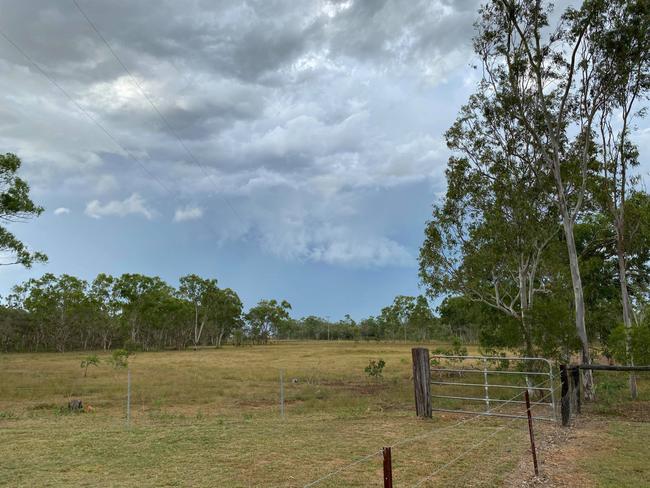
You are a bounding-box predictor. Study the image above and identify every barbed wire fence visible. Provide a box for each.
[301,380,554,487]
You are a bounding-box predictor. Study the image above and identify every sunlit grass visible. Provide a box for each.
[1,342,648,487]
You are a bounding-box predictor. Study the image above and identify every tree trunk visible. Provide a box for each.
[193,303,199,350]
[562,217,595,400]
[518,266,534,358]
[615,223,638,399]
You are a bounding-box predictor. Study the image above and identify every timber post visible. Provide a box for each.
[560,364,570,426]
[382,447,393,488]
[570,366,581,415]
[412,347,432,418]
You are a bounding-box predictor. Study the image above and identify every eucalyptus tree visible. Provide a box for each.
[88,274,120,350]
[204,287,243,347]
[12,274,90,352]
[0,153,47,267]
[590,0,650,398]
[245,299,292,343]
[113,274,175,347]
[379,295,436,342]
[409,296,438,341]
[420,88,559,358]
[380,296,416,341]
[469,0,648,397]
[178,274,218,350]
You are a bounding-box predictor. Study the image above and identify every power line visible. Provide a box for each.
[72,0,243,223]
[0,29,174,196]
[1,27,233,244]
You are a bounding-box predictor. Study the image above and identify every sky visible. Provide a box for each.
[0,0,648,320]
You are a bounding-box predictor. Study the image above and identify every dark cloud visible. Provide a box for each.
[0,0,484,267]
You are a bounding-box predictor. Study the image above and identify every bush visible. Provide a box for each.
[364,359,386,378]
[108,349,131,369]
[480,348,509,370]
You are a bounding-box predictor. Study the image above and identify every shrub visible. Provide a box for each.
[432,337,468,366]
[108,349,131,369]
[364,359,386,378]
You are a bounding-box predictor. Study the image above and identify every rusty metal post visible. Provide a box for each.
[560,364,570,426]
[383,447,393,488]
[525,391,539,477]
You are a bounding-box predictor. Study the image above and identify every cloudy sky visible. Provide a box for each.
[1,0,648,319]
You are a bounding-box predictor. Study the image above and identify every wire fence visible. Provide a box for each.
[302,380,553,487]
[6,355,642,486]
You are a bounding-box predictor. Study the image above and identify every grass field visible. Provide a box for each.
[1,342,648,487]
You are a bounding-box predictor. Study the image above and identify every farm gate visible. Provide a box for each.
[413,350,557,422]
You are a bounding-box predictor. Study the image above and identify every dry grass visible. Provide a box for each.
[0,342,647,487]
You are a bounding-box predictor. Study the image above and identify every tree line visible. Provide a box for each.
[0,272,452,352]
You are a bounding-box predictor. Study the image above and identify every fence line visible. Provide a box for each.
[392,378,550,450]
[409,389,553,487]
[410,421,516,487]
[301,380,551,487]
[302,449,383,487]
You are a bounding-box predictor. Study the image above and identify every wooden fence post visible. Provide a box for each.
[412,348,432,418]
[383,447,393,488]
[570,366,581,415]
[560,364,570,426]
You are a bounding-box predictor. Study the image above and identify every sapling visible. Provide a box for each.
[80,355,100,377]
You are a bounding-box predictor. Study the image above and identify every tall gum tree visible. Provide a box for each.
[591,0,650,399]
[472,0,648,398]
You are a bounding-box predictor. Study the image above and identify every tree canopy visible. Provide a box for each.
[0,153,47,268]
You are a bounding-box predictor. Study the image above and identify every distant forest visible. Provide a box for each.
[0,272,450,352]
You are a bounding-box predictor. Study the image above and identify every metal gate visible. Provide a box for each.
[430,355,557,422]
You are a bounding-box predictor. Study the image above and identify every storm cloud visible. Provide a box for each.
[1,0,484,270]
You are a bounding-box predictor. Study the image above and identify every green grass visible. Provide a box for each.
[0,342,648,486]
[580,421,650,487]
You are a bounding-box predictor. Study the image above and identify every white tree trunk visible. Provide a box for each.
[561,215,595,400]
[615,223,638,399]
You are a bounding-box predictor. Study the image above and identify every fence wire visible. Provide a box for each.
[409,389,553,487]
[301,379,551,487]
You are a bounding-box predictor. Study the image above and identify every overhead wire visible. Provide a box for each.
[0,29,173,196]
[71,0,243,223]
[0,26,233,244]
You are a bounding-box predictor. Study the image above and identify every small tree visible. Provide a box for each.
[80,355,100,377]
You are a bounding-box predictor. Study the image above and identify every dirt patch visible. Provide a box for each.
[505,417,610,487]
